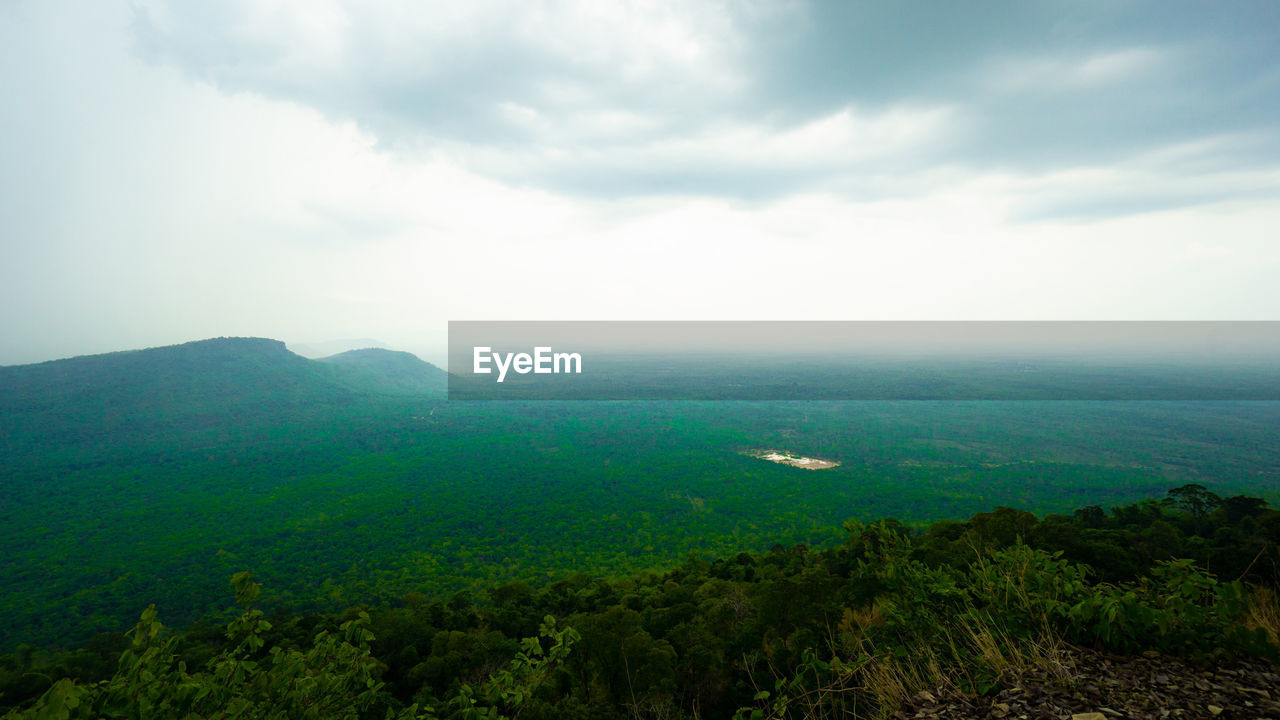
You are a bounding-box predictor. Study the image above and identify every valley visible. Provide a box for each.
[3,338,1279,652]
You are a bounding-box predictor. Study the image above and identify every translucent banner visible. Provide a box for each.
[447,321,1280,400]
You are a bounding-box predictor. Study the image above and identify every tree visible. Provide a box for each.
[1167,484,1221,519]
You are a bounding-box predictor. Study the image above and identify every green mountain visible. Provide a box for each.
[0,337,444,464]
[317,347,448,396]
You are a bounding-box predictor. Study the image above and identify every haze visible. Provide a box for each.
[2,1,1278,365]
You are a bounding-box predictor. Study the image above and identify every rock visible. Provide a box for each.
[895,644,1280,720]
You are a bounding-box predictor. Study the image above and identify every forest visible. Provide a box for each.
[2,486,1279,718]
[2,338,1280,717]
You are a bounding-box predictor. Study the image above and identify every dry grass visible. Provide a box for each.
[861,646,949,719]
[844,602,883,633]
[960,614,1070,685]
[965,619,1018,676]
[743,620,1074,720]
[747,548,1090,720]
[1246,586,1280,649]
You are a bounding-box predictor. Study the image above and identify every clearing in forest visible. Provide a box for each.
[750,450,840,470]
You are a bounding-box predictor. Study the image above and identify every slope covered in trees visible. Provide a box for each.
[0,337,446,465]
[3,490,1279,719]
[317,348,449,396]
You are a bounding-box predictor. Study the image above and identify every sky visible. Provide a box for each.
[2,1,1278,365]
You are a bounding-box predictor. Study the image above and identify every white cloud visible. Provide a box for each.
[458,103,959,194]
[131,0,757,138]
[2,0,1279,364]
[1073,48,1166,85]
[998,152,1280,222]
[639,104,957,172]
[983,46,1171,92]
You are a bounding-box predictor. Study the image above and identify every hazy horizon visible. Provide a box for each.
[11,320,1280,378]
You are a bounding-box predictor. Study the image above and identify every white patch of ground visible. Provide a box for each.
[750,450,839,470]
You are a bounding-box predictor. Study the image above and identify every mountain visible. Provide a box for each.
[317,347,448,395]
[286,338,388,358]
[0,337,443,465]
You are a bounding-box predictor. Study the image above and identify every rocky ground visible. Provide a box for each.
[895,647,1280,720]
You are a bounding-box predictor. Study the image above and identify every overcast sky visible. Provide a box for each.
[2,1,1278,364]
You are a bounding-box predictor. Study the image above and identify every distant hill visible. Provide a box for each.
[316,347,448,395]
[0,337,443,464]
[286,338,388,358]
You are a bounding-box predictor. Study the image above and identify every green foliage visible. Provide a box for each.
[4,342,1280,652]
[3,492,1280,719]
[3,577,580,720]
[1065,558,1274,659]
[4,574,392,720]
[6,380,1280,652]
[5,492,1280,719]
[433,616,580,720]
[4,341,1280,717]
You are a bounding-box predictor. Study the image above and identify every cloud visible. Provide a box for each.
[124,0,1280,212]
[129,0,755,143]
[456,103,960,199]
[3,0,1280,364]
[1003,133,1280,222]
[982,47,1170,92]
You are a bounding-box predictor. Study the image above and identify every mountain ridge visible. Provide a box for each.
[0,336,445,465]
[316,347,448,395]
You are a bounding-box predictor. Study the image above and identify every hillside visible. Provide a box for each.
[317,348,448,396]
[0,337,444,464]
[3,492,1279,719]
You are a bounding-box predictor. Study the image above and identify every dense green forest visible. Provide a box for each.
[3,488,1279,718]
[3,337,1280,717]
[2,339,1279,655]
